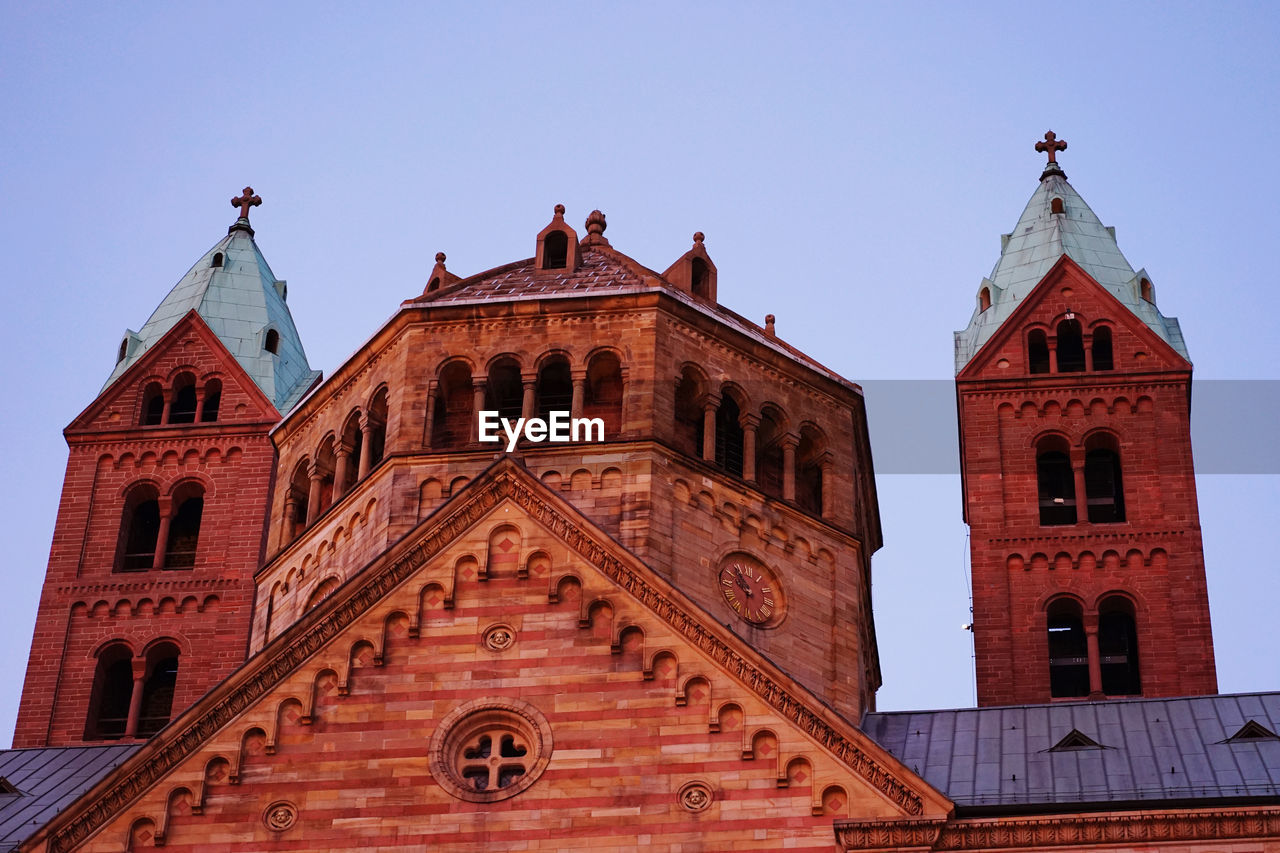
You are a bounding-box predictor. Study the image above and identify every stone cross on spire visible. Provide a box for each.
[229,187,263,235]
[1035,131,1067,163]
[1035,131,1067,181]
[232,187,262,219]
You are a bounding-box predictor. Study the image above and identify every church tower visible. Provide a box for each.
[13,191,319,747]
[955,136,1217,706]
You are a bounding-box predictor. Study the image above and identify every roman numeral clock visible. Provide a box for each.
[717,554,784,627]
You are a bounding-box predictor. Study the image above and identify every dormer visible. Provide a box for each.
[535,204,581,273]
[663,232,718,303]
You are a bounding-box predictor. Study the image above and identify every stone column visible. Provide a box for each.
[284,494,299,541]
[124,657,147,738]
[472,381,488,443]
[333,445,352,500]
[522,376,537,421]
[1048,339,1059,373]
[357,414,374,480]
[701,394,720,463]
[1083,336,1094,372]
[571,371,587,421]
[1072,450,1088,524]
[781,434,799,502]
[307,463,324,525]
[741,414,760,482]
[820,453,834,518]
[1085,613,1104,698]
[152,497,173,570]
[422,381,437,449]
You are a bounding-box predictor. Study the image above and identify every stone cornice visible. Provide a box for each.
[34,460,930,853]
[835,807,1280,851]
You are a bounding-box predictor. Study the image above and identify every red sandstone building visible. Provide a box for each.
[2,140,1277,851]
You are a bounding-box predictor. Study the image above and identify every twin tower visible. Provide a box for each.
[14,139,1216,751]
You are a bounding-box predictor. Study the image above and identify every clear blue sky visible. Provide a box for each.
[2,2,1278,743]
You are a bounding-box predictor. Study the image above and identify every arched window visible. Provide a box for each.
[341,411,363,492]
[86,643,134,740]
[1092,326,1114,371]
[164,485,204,569]
[796,427,825,515]
[1046,598,1089,698]
[211,252,223,268]
[714,393,745,476]
[755,408,786,500]
[1084,438,1125,523]
[673,367,704,458]
[1027,330,1050,374]
[118,486,161,571]
[433,363,474,449]
[169,374,197,424]
[1140,278,1153,302]
[141,382,165,426]
[487,359,523,424]
[1098,596,1141,695]
[542,231,568,270]
[690,257,710,299]
[117,339,129,364]
[979,287,991,312]
[584,352,623,435]
[1056,319,1085,372]
[287,460,311,540]
[137,642,180,736]
[428,276,441,292]
[1050,197,1065,215]
[200,378,221,422]
[313,437,337,519]
[1036,440,1076,525]
[367,388,389,467]
[536,358,572,420]
[264,329,280,355]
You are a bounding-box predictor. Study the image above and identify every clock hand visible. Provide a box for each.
[735,566,754,597]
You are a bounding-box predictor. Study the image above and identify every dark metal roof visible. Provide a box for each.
[862,692,1280,809]
[0,744,139,851]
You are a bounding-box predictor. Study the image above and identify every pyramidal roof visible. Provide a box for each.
[954,150,1188,373]
[103,212,320,414]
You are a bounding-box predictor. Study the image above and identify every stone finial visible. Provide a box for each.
[764,314,776,337]
[435,252,447,265]
[554,203,566,216]
[1035,131,1068,181]
[693,231,705,244]
[581,209,609,247]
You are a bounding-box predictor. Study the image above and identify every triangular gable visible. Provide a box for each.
[1046,729,1106,752]
[1222,720,1280,743]
[27,460,949,852]
[68,310,281,433]
[958,255,1190,381]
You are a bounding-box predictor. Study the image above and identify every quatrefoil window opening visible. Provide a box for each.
[458,728,530,792]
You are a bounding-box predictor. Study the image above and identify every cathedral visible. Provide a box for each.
[2,139,1277,851]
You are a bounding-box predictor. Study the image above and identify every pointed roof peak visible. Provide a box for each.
[103,191,319,412]
[953,142,1190,372]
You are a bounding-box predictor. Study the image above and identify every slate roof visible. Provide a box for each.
[103,222,320,414]
[406,245,855,388]
[0,745,139,851]
[954,163,1188,373]
[862,692,1280,810]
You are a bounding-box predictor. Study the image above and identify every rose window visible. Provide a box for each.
[429,698,552,803]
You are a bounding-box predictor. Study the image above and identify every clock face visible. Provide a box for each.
[718,559,780,626]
